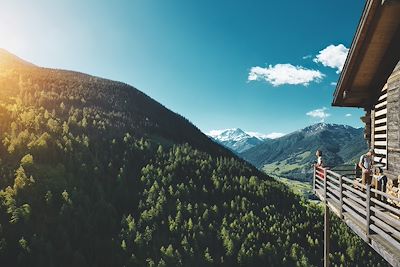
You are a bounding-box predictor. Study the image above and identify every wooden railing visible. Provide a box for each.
[313,166,400,267]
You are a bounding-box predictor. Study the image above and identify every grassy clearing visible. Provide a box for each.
[262,160,302,174]
[273,176,317,201]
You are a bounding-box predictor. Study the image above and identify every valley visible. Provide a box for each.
[210,123,367,182]
[274,177,314,200]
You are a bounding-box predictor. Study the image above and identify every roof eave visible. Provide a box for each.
[332,0,400,108]
[332,0,378,107]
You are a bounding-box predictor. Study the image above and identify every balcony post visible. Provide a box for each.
[324,196,330,267]
[324,167,330,267]
[366,183,371,239]
[313,165,316,192]
[324,168,327,201]
[339,175,343,219]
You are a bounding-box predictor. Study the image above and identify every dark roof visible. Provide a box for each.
[332,0,400,108]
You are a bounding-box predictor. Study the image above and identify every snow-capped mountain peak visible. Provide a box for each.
[207,128,279,153]
[208,128,284,142]
[209,128,252,142]
[300,123,353,135]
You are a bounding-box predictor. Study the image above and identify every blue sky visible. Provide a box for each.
[0,0,366,136]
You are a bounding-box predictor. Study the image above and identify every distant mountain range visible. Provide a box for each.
[210,123,368,181]
[207,128,284,153]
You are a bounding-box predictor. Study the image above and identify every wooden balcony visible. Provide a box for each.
[313,166,400,267]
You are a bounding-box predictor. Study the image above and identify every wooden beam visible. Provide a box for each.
[343,90,371,99]
[370,206,400,229]
[378,93,388,101]
[339,175,344,219]
[375,117,387,125]
[313,165,316,192]
[374,134,387,139]
[374,141,387,146]
[374,125,387,132]
[370,224,400,252]
[324,203,330,267]
[371,215,400,241]
[375,100,387,109]
[324,168,330,267]
[375,108,387,117]
[374,148,387,155]
[371,109,375,147]
[366,184,371,239]
[343,190,367,207]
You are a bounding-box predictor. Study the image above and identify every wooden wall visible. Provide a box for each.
[372,84,388,167]
[384,61,400,181]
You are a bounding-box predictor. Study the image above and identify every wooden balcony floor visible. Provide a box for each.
[315,187,400,267]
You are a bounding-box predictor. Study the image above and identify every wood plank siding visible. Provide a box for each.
[386,62,400,181]
[373,84,388,167]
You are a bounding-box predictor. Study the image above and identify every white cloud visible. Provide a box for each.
[306,107,331,122]
[330,82,337,86]
[345,113,352,117]
[265,132,286,139]
[248,63,325,86]
[245,131,265,138]
[302,55,312,60]
[313,44,349,73]
[246,131,285,139]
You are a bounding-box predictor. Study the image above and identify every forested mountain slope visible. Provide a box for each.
[0,50,388,266]
[241,123,367,181]
[0,49,231,159]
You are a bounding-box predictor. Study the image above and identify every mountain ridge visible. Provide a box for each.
[207,128,286,153]
[0,48,37,68]
[241,123,367,181]
[207,128,267,153]
[0,48,233,159]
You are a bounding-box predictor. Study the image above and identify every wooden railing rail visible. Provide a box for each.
[313,166,400,267]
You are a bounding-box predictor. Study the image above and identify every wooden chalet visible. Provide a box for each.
[313,0,400,266]
[333,0,400,179]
